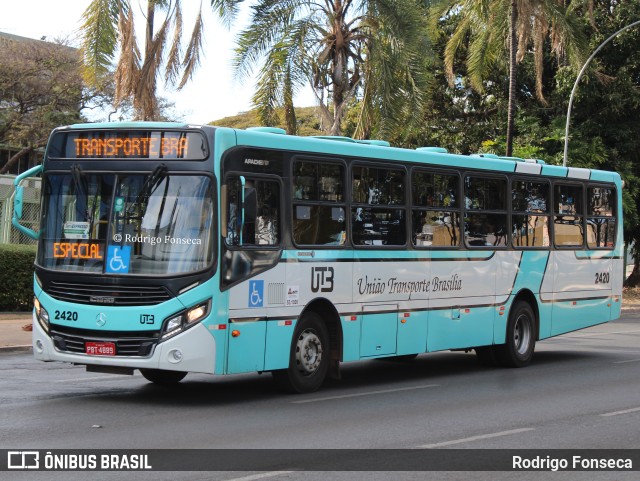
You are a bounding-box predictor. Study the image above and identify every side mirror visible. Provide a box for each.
[12,164,43,240]
[13,185,24,219]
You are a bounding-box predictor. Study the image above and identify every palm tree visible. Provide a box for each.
[233,0,431,136]
[80,0,235,120]
[433,0,586,155]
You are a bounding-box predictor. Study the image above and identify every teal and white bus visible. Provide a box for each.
[13,122,623,393]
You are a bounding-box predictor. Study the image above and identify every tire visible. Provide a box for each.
[496,300,536,368]
[272,312,330,394]
[140,368,187,385]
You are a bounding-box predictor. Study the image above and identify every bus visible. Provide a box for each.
[13,122,623,393]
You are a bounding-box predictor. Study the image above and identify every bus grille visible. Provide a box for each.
[50,326,159,357]
[47,281,172,306]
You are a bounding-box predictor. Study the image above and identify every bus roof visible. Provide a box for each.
[65,121,193,130]
[229,126,621,184]
[56,122,620,184]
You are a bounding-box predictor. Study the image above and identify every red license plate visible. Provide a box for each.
[85,342,116,356]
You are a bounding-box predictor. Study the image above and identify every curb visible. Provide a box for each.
[0,345,32,354]
[621,306,640,311]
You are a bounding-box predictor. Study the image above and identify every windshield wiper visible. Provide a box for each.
[71,164,90,221]
[126,164,168,215]
[71,164,86,197]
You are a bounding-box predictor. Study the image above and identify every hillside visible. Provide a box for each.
[208,106,325,136]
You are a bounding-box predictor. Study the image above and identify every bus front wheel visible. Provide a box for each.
[496,301,536,368]
[140,369,187,385]
[272,312,330,394]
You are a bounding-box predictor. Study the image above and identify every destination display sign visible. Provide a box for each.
[49,131,207,160]
[52,241,104,260]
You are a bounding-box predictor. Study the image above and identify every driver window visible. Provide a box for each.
[225,176,280,247]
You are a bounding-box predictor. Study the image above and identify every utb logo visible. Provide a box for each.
[8,451,39,469]
[311,267,334,293]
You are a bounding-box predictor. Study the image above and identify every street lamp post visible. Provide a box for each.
[563,19,640,167]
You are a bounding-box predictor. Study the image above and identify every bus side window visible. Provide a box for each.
[412,170,460,247]
[587,186,616,249]
[464,175,507,248]
[553,183,584,247]
[293,160,346,246]
[225,176,279,247]
[511,180,550,248]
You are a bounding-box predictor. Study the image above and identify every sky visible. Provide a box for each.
[1,0,315,124]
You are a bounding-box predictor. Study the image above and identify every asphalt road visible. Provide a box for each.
[2,313,640,481]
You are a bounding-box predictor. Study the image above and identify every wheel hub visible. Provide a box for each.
[514,314,531,355]
[295,329,323,374]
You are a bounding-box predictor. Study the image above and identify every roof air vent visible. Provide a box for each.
[417,147,448,153]
[246,127,287,135]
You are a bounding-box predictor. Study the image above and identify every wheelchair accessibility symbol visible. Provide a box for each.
[106,245,131,273]
[248,280,264,308]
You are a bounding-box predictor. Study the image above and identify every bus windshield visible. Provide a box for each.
[37,172,215,276]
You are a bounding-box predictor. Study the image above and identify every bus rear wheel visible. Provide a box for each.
[140,369,187,385]
[496,301,536,368]
[272,312,330,394]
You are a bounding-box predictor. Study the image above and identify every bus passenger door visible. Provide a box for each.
[360,304,398,357]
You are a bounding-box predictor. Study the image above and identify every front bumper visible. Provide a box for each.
[32,313,216,374]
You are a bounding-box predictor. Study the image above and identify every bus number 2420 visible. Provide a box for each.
[55,310,78,321]
[595,272,610,284]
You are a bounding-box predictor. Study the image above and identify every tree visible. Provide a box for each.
[80,0,234,120]
[0,35,84,174]
[433,0,586,155]
[233,0,432,136]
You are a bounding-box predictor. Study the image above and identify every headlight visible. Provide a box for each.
[165,315,183,335]
[161,299,211,341]
[187,304,208,324]
[34,297,50,333]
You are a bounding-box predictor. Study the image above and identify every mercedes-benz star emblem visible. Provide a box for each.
[96,313,107,327]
